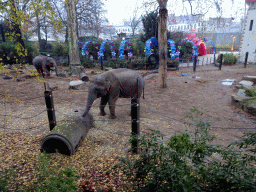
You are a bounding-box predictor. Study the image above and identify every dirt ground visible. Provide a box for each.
[1,64,256,190]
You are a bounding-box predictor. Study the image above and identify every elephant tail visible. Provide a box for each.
[143,87,145,99]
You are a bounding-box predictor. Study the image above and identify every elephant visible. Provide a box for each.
[32,55,58,77]
[82,68,145,119]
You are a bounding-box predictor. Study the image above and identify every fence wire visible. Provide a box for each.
[1,92,256,134]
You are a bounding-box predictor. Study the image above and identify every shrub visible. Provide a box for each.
[180,41,193,59]
[245,88,256,97]
[52,41,69,56]
[114,107,256,191]
[0,40,37,65]
[217,53,238,65]
[167,59,179,68]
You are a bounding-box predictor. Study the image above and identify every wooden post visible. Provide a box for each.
[219,54,223,70]
[44,91,56,131]
[244,52,249,68]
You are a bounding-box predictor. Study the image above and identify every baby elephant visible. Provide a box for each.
[33,55,58,77]
[82,68,145,119]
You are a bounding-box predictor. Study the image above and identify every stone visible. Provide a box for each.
[242,76,256,83]
[231,89,251,103]
[71,66,84,76]
[16,73,33,82]
[69,80,86,90]
[238,80,254,88]
[58,71,69,78]
[244,99,256,115]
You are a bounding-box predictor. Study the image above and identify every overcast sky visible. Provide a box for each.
[104,0,247,26]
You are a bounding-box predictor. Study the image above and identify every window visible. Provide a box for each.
[249,20,254,31]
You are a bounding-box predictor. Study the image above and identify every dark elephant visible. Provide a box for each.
[33,55,58,77]
[82,68,145,119]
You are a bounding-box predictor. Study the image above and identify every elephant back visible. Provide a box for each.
[114,69,144,98]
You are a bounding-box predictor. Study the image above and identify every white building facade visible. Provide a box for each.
[239,0,256,64]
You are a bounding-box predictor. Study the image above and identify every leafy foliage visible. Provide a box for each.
[0,40,38,64]
[0,152,78,191]
[52,41,69,57]
[245,88,256,97]
[217,53,238,65]
[140,11,159,43]
[115,107,256,191]
[180,41,193,59]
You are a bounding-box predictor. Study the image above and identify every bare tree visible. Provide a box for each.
[157,0,168,88]
[76,0,108,38]
[65,0,81,66]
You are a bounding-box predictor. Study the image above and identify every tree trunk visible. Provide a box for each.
[158,8,168,88]
[65,0,81,66]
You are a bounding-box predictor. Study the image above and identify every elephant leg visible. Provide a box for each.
[100,95,108,116]
[108,97,118,119]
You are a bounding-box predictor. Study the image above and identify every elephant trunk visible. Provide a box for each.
[82,90,97,117]
[54,62,58,76]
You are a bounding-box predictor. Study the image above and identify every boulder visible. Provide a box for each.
[238,80,254,88]
[242,76,256,83]
[58,71,70,78]
[231,89,251,103]
[244,99,256,115]
[69,80,86,90]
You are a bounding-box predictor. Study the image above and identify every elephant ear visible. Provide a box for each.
[105,79,111,91]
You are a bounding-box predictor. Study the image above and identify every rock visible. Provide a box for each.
[238,80,254,88]
[58,71,69,78]
[69,80,86,90]
[244,99,256,115]
[242,76,256,83]
[231,89,251,103]
[16,73,33,82]
[71,66,84,76]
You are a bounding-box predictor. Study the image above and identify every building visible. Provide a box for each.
[239,0,256,64]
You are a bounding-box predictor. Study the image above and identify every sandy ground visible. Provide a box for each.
[1,63,256,190]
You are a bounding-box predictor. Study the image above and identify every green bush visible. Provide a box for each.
[245,88,256,97]
[180,41,193,59]
[114,107,256,191]
[217,53,238,65]
[0,40,37,65]
[80,57,96,68]
[167,58,179,68]
[52,41,69,56]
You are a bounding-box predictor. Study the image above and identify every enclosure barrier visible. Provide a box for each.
[41,108,93,155]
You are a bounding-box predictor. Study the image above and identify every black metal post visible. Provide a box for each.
[244,52,249,68]
[131,97,140,154]
[193,56,197,72]
[44,91,56,131]
[219,54,223,70]
[100,56,103,70]
[214,53,216,65]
